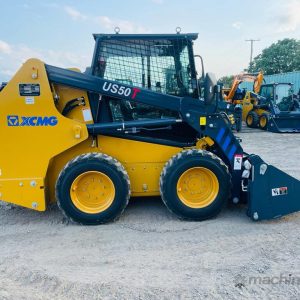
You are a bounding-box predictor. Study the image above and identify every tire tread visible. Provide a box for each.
[160,149,231,220]
[55,152,130,225]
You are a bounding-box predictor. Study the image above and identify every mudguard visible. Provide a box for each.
[246,155,300,221]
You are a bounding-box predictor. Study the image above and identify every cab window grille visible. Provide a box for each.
[94,38,194,97]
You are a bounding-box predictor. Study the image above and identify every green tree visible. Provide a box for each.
[249,38,300,75]
[218,75,234,88]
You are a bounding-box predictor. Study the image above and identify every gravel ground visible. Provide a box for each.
[0,125,299,300]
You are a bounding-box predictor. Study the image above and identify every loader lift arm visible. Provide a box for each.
[45,64,244,168]
[224,72,264,102]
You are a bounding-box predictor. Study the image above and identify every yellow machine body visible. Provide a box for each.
[241,91,255,120]
[1,59,211,211]
[0,59,90,211]
[47,136,182,203]
[241,92,268,121]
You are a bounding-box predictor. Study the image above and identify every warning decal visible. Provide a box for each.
[271,187,288,197]
[234,154,243,170]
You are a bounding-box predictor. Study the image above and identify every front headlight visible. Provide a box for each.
[242,169,250,178]
[243,160,252,170]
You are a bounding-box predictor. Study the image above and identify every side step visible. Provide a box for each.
[246,155,300,221]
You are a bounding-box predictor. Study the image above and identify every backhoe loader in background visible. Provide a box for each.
[0,32,299,225]
[246,82,300,132]
[222,72,300,133]
[220,72,264,132]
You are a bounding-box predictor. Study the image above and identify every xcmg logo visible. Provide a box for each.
[7,115,58,127]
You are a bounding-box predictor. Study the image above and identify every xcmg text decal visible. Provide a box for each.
[102,82,141,99]
[7,115,58,126]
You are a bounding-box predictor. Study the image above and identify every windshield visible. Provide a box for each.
[275,84,294,111]
[259,85,273,101]
[93,38,196,97]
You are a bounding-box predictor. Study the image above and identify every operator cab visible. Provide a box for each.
[91,34,200,121]
[260,83,299,112]
[87,33,211,146]
[91,33,199,98]
[86,32,219,146]
[89,33,219,121]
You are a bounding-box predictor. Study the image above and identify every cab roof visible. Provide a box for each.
[92,33,199,41]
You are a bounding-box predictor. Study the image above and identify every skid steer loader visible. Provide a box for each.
[0,32,299,225]
[246,82,300,133]
[221,72,300,133]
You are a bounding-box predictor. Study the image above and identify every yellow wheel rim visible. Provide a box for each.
[260,116,267,127]
[176,167,219,208]
[247,114,253,125]
[70,171,115,214]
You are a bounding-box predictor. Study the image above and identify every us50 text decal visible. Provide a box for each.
[102,82,141,99]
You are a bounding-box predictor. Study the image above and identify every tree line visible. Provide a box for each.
[219,38,300,87]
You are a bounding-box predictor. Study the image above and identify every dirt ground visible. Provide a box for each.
[0,126,299,300]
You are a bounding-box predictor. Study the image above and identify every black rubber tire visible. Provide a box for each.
[55,153,130,225]
[259,113,269,130]
[160,149,231,221]
[246,111,259,128]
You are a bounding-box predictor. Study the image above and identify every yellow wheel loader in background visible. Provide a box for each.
[222,72,300,132]
[222,72,264,127]
[245,82,300,133]
[0,33,299,225]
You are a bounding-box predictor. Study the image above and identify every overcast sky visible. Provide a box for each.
[0,0,299,82]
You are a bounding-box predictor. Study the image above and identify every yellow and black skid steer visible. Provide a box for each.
[246,82,300,133]
[0,32,299,224]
